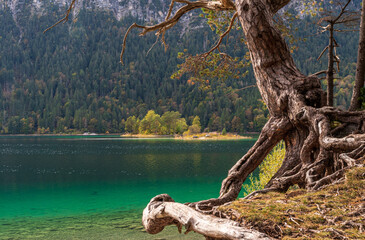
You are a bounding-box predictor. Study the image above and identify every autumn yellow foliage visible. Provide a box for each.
[242,141,285,195]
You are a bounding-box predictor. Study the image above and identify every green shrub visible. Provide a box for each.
[242,141,285,195]
[222,128,227,135]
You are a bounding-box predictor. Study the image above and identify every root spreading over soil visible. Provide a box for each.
[219,166,365,240]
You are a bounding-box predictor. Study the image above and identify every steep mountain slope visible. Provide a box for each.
[0,0,361,134]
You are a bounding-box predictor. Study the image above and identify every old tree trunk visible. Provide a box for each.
[140,0,365,239]
[52,0,365,239]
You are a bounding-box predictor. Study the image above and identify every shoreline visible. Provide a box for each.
[174,132,252,140]
[0,132,255,140]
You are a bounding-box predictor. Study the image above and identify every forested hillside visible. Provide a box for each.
[0,2,361,134]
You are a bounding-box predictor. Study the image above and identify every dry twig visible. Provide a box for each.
[44,0,77,33]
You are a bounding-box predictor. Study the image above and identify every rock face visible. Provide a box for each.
[0,0,170,22]
[0,0,361,21]
[0,0,360,42]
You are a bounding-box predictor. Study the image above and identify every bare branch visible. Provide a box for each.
[310,70,327,76]
[146,35,160,57]
[317,46,329,61]
[166,0,189,21]
[226,85,257,97]
[335,55,340,72]
[311,167,349,190]
[43,0,77,33]
[119,0,235,63]
[334,38,339,47]
[45,0,235,64]
[120,23,142,64]
[333,0,352,23]
[334,29,359,32]
[235,84,257,91]
[204,12,238,57]
[134,0,235,36]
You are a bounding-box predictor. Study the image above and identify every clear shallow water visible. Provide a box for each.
[0,137,255,239]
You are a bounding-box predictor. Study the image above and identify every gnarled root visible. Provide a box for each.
[187,117,292,212]
[264,108,365,193]
[219,117,292,198]
[143,108,364,239]
[143,194,273,240]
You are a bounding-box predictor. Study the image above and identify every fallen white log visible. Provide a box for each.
[142,194,272,240]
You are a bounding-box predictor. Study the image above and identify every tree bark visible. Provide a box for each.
[327,23,334,107]
[350,0,365,110]
[141,0,365,238]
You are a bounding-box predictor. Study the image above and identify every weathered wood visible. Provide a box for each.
[317,0,355,106]
[327,22,334,106]
[142,194,272,240]
[350,0,365,110]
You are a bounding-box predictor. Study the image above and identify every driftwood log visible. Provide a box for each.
[142,194,272,240]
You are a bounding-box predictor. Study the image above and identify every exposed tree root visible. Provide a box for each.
[187,117,292,212]
[243,188,279,200]
[310,167,349,190]
[342,221,364,233]
[180,106,364,238]
[219,117,291,198]
[264,108,365,193]
[347,204,365,218]
[324,228,348,240]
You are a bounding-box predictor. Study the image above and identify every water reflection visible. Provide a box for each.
[0,138,255,217]
[143,154,158,181]
[192,153,202,176]
[0,137,256,239]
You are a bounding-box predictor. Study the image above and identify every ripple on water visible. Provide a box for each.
[0,210,204,239]
[0,138,255,239]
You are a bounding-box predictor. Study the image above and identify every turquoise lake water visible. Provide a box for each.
[0,137,256,239]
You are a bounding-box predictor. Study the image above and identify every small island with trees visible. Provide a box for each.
[122,110,252,140]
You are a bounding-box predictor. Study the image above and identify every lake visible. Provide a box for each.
[0,137,256,239]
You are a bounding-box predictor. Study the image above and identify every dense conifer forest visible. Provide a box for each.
[0,5,362,134]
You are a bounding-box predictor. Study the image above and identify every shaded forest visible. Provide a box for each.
[0,4,362,134]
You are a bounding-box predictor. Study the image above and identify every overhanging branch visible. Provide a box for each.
[120,0,236,64]
[43,0,77,33]
[44,0,236,64]
[204,12,238,57]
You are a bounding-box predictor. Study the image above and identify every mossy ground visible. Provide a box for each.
[220,166,365,240]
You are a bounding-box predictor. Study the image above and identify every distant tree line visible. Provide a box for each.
[0,5,363,135]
